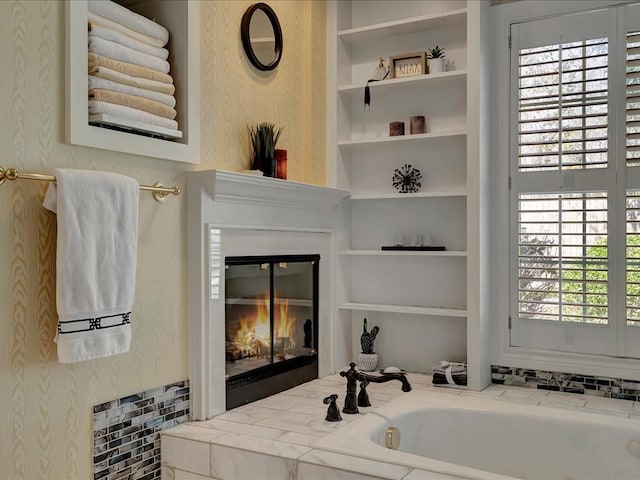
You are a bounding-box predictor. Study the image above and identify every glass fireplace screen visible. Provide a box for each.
[225,255,319,381]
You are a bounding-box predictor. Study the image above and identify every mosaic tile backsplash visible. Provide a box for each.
[492,365,640,401]
[93,380,190,480]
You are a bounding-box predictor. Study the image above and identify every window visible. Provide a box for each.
[510,6,640,358]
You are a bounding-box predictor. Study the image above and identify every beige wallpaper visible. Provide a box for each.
[0,1,326,478]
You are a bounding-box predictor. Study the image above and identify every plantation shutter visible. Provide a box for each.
[510,10,617,355]
[518,39,608,172]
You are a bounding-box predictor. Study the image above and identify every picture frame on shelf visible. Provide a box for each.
[388,51,427,79]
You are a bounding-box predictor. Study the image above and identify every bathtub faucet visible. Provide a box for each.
[339,362,412,414]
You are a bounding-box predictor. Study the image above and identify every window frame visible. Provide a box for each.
[491,0,640,379]
[509,8,620,356]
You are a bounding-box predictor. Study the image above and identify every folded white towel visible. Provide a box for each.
[89,22,169,60]
[42,169,139,363]
[433,361,467,374]
[89,66,175,95]
[433,361,467,385]
[88,75,176,108]
[88,12,166,48]
[88,0,169,46]
[88,36,170,74]
[88,100,179,130]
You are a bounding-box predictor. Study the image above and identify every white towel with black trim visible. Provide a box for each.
[43,169,139,363]
[432,361,467,386]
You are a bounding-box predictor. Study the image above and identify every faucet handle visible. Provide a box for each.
[323,394,342,422]
[323,394,338,405]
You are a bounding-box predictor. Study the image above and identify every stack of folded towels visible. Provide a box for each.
[432,360,468,387]
[87,0,181,138]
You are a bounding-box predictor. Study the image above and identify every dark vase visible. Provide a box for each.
[262,157,276,177]
[252,155,276,177]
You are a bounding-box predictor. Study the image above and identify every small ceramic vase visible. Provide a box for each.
[357,352,379,372]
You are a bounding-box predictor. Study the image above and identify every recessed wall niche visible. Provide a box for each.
[65,0,200,163]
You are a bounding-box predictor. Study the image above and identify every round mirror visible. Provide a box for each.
[241,3,283,72]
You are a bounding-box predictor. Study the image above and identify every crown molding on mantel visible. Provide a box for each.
[187,170,349,210]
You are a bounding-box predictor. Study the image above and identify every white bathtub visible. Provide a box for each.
[311,390,640,480]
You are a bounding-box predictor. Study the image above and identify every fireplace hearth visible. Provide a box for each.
[225,254,319,409]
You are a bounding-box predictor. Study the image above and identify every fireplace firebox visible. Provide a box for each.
[225,254,319,409]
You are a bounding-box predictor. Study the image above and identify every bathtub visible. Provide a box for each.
[311,390,640,480]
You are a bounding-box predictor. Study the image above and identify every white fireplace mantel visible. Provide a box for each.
[191,170,349,210]
[187,170,350,420]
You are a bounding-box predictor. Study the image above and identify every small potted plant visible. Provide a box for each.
[427,45,446,74]
[248,122,283,177]
[357,318,380,371]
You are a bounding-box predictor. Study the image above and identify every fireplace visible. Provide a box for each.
[225,254,319,409]
[187,170,349,420]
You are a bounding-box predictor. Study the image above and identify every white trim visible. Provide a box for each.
[65,0,200,163]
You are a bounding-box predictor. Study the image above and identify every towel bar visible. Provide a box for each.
[0,165,180,203]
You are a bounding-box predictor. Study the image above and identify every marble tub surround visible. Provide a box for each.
[161,373,640,480]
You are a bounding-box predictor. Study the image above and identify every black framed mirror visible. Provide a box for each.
[241,3,283,72]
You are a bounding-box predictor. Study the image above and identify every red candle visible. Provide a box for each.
[275,149,287,179]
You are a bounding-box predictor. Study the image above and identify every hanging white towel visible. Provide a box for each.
[43,169,139,363]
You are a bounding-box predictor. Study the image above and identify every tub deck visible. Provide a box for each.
[161,373,640,480]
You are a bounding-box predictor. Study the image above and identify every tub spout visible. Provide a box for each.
[359,370,412,393]
[339,362,411,414]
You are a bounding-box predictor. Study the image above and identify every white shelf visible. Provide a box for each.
[339,250,467,257]
[338,70,467,96]
[339,303,467,318]
[349,190,467,200]
[338,130,467,148]
[89,114,183,139]
[338,8,467,43]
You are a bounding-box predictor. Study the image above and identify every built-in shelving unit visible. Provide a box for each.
[328,1,490,389]
[65,1,200,163]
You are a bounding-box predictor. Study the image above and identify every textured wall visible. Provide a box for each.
[202,0,327,182]
[0,1,326,479]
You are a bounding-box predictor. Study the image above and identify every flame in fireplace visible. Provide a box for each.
[275,297,296,350]
[229,293,297,359]
[232,296,270,357]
